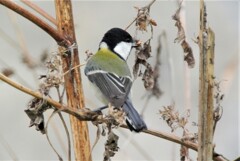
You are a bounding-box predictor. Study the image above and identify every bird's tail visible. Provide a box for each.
[122,98,147,132]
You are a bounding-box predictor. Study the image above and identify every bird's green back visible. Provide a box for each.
[86,48,132,77]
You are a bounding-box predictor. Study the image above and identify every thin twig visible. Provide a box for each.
[0,27,20,50]
[57,112,71,161]
[125,17,137,31]
[7,10,36,68]
[55,86,71,161]
[20,0,57,25]
[63,63,85,76]
[45,110,64,161]
[0,134,19,161]
[119,130,154,160]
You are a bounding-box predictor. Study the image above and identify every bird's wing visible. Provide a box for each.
[85,69,132,106]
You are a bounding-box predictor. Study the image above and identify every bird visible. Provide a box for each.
[84,28,147,132]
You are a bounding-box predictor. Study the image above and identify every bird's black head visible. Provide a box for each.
[99,28,135,60]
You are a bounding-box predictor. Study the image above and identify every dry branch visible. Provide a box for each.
[54,0,92,160]
[198,1,215,161]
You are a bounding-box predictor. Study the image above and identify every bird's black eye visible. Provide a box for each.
[125,36,132,42]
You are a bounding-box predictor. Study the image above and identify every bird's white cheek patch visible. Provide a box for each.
[113,42,132,60]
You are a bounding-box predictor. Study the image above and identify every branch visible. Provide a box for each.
[121,124,197,151]
[0,0,70,46]
[0,73,228,161]
[20,0,57,25]
[0,73,98,121]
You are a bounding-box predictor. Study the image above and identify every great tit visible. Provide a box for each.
[84,28,147,132]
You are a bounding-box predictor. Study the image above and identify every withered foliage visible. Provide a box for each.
[133,40,155,90]
[180,144,193,161]
[159,104,188,132]
[103,132,119,161]
[25,51,65,134]
[39,54,64,95]
[25,98,52,134]
[160,104,197,160]
[180,129,197,161]
[172,2,195,68]
[91,105,125,161]
[148,34,164,98]
[135,6,157,32]
[130,0,158,91]
[213,80,224,134]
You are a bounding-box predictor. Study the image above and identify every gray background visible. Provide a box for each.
[0,1,239,160]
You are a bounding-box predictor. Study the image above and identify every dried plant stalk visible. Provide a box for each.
[198,1,215,160]
[54,0,92,161]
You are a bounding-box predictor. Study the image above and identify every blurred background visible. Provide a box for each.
[0,0,239,160]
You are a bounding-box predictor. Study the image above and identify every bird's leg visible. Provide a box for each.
[93,105,108,112]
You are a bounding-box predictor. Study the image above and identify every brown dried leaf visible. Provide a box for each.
[25,98,52,134]
[174,22,185,43]
[172,3,195,68]
[136,40,152,60]
[172,6,185,43]
[150,19,157,26]
[149,34,164,98]
[133,59,141,79]
[142,64,154,90]
[133,40,153,82]
[181,40,195,68]
[2,68,14,77]
[103,132,119,161]
[134,3,156,32]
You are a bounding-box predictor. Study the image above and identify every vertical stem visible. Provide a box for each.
[54,1,92,161]
[198,1,215,160]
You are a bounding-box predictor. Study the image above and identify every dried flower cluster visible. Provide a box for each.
[160,104,197,161]
[172,2,195,68]
[159,104,188,132]
[85,49,94,61]
[39,54,64,95]
[25,51,65,134]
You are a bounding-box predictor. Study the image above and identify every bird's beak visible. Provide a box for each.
[132,39,141,48]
